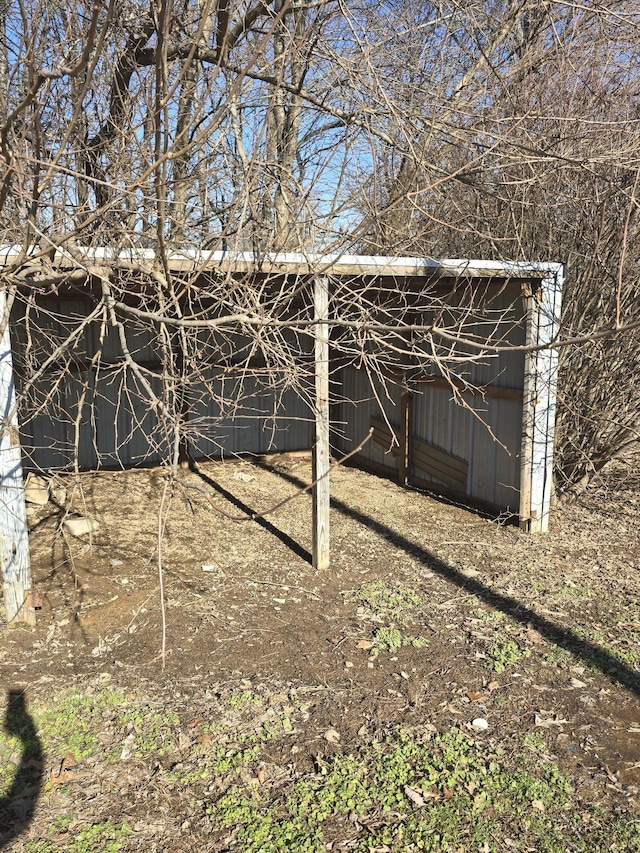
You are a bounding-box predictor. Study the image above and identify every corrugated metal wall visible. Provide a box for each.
[13,279,528,514]
[337,366,402,474]
[188,370,312,458]
[334,281,527,513]
[13,298,313,472]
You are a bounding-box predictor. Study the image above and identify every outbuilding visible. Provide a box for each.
[0,250,563,625]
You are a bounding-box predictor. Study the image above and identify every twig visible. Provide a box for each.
[157,480,172,669]
[239,576,321,599]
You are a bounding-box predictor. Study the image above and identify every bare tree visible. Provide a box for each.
[353,0,640,494]
[1,0,637,500]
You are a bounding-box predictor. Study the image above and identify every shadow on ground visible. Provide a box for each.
[195,462,640,698]
[0,690,43,849]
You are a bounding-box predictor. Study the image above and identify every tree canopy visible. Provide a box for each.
[1,0,639,489]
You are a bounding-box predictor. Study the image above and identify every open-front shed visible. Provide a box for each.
[0,250,563,625]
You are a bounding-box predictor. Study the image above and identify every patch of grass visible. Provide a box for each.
[0,688,127,785]
[113,701,179,759]
[584,632,640,669]
[170,689,300,787]
[371,626,429,658]
[205,725,640,852]
[357,580,421,623]
[41,688,126,759]
[225,690,263,710]
[488,636,530,673]
[542,644,574,668]
[352,581,428,658]
[25,820,131,852]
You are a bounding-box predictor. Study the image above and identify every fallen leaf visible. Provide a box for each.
[467,691,483,702]
[356,640,375,650]
[324,728,341,744]
[48,755,81,787]
[526,627,544,643]
[487,681,500,692]
[532,800,545,812]
[197,733,213,745]
[404,785,426,807]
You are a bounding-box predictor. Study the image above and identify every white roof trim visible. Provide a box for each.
[0,245,564,280]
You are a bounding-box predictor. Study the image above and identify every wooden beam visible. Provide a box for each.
[398,386,412,486]
[527,272,563,533]
[519,288,536,531]
[312,276,330,570]
[0,290,35,626]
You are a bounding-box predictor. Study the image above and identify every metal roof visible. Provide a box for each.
[0,246,564,280]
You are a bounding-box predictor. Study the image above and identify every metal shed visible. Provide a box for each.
[0,250,563,625]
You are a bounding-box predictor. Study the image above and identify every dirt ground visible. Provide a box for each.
[1,449,639,850]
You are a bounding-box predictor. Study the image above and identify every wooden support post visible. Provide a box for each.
[519,287,536,531]
[0,290,35,625]
[519,271,563,533]
[312,275,330,570]
[398,385,412,486]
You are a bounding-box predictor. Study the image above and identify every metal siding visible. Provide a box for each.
[20,381,73,471]
[491,398,523,511]
[469,395,495,503]
[411,386,471,489]
[12,298,93,363]
[189,370,311,459]
[91,370,167,467]
[13,276,536,511]
[336,367,401,471]
[93,321,160,365]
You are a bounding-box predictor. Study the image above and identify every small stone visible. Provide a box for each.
[50,483,67,505]
[24,473,50,505]
[472,717,489,730]
[62,516,100,537]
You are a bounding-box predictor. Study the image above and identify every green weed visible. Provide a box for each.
[370,626,429,658]
[203,724,638,852]
[488,637,530,673]
[113,702,179,759]
[25,820,131,852]
[357,580,421,623]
